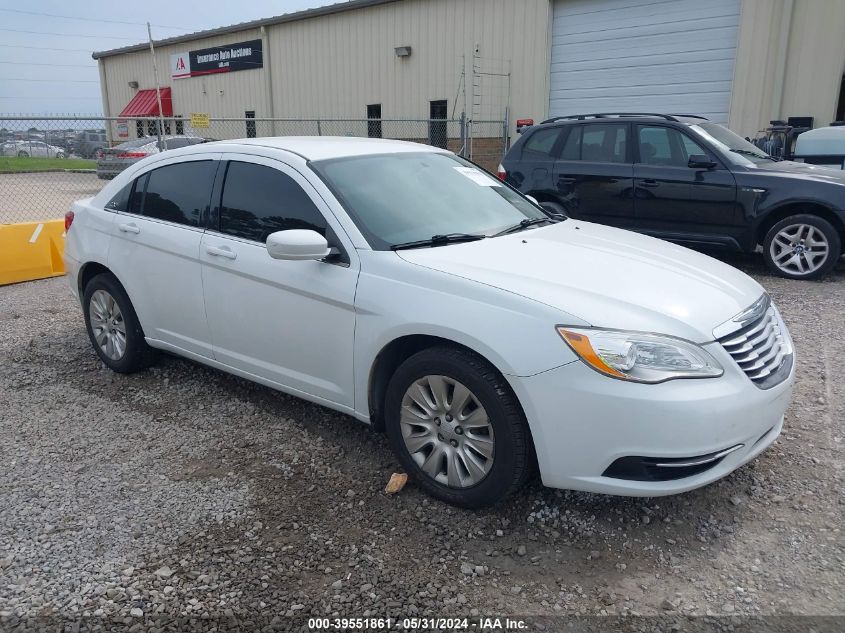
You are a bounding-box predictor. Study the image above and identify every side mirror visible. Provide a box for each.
[266,229,330,261]
[688,154,717,169]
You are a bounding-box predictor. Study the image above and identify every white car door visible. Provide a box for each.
[107,154,221,358]
[199,154,359,409]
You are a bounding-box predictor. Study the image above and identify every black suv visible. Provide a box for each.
[500,113,845,279]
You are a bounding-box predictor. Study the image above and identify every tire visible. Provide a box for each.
[82,273,157,373]
[384,346,533,508]
[763,214,841,280]
[17,151,28,158]
[539,201,568,218]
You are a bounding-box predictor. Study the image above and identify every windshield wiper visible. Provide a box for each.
[390,233,486,251]
[491,217,557,237]
[730,148,776,161]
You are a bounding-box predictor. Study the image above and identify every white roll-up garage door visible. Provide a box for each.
[549,0,741,122]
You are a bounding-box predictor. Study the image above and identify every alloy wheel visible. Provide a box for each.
[89,289,127,360]
[769,223,830,276]
[400,375,495,488]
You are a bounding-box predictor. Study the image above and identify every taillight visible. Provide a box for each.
[496,164,507,181]
[64,210,74,231]
[117,151,147,158]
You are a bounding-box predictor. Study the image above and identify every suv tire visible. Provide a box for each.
[83,273,158,373]
[384,346,532,508]
[763,214,841,279]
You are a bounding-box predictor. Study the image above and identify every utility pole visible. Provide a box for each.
[147,22,166,148]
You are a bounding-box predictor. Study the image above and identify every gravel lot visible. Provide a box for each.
[0,253,842,630]
[0,171,104,224]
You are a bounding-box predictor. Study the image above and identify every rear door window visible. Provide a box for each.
[218,161,327,242]
[139,161,216,227]
[580,124,628,163]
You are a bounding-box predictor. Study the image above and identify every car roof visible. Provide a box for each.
[202,136,447,161]
[536,114,710,127]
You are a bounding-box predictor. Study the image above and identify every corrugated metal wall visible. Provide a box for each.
[548,0,741,123]
[729,0,845,137]
[99,0,551,140]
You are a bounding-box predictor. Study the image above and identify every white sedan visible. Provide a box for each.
[3,139,66,158]
[63,137,795,507]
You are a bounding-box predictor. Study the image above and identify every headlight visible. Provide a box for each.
[557,327,723,383]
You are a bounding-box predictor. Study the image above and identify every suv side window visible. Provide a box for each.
[581,124,628,163]
[219,161,327,243]
[140,161,215,227]
[638,126,707,167]
[522,127,564,160]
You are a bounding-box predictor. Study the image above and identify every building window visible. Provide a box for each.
[245,111,256,138]
[429,100,447,149]
[136,120,144,138]
[367,104,382,138]
[175,117,184,135]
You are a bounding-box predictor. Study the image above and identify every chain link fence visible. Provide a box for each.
[1,115,507,224]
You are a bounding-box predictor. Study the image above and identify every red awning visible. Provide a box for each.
[118,87,173,117]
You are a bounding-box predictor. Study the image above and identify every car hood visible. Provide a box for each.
[396,221,764,343]
[747,159,845,183]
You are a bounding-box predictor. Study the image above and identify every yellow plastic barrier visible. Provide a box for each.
[0,220,66,286]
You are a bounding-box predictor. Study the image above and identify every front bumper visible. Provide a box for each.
[508,344,794,496]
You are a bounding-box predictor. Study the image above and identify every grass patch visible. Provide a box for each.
[0,157,96,173]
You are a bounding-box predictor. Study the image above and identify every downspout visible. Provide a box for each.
[97,58,113,146]
[771,0,794,122]
[261,26,277,136]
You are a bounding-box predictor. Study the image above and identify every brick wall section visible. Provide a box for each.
[403,137,504,173]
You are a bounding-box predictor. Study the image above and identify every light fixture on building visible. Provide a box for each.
[128,81,139,89]
[394,46,412,57]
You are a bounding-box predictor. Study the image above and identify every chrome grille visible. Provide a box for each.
[716,299,792,388]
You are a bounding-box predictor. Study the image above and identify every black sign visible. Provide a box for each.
[171,39,263,79]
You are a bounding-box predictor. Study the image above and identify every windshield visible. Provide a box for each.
[311,152,548,250]
[689,122,773,165]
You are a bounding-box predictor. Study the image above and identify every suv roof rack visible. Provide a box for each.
[539,113,710,124]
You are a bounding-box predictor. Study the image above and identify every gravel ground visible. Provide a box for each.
[0,172,104,224]
[0,253,843,630]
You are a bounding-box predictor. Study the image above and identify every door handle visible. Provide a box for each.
[117,222,140,234]
[205,245,237,260]
[558,176,576,185]
[639,179,660,188]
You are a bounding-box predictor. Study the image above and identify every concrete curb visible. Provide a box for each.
[0,169,96,175]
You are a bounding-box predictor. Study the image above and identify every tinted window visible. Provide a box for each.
[106,182,133,211]
[560,126,581,160]
[141,161,215,227]
[581,124,627,163]
[128,174,146,215]
[219,161,327,242]
[638,126,706,167]
[522,127,563,159]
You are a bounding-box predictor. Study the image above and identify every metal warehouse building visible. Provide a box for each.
[94,0,845,151]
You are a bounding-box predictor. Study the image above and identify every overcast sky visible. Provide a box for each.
[0,0,338,114]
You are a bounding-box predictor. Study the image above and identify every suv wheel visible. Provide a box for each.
[763,214,841,279]
[83,273,158,373]
[384,346,532,508]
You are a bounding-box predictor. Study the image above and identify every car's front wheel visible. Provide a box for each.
[763,214,841,279]
[83,273,157,373]
[384,346,532,508]
[17,151,28,158]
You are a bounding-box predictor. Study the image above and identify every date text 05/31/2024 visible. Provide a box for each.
[308,617,528,630]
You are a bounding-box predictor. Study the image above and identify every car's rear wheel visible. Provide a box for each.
[763,214,841,279]
[384,346,532,508]
[83,273,157,373]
